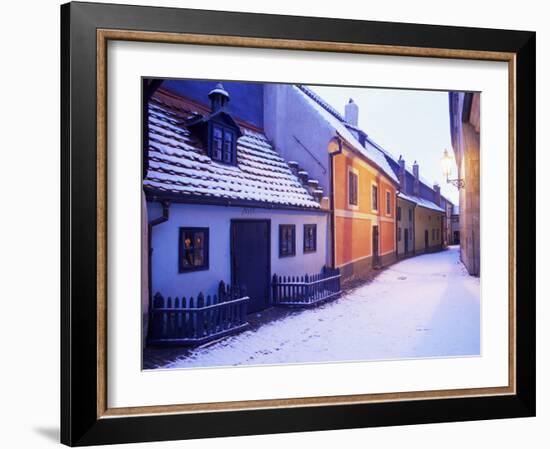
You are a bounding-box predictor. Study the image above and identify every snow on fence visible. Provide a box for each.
[272,266,342,307]
[148,281,249,346]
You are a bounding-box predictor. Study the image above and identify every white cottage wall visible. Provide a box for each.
[263,84,333,193]
[148,201,329,299]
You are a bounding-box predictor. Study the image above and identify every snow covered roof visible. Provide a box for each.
[374,142,440,192]
[398,191,445,213]
[144,93,321,209]
[297,86,399,185]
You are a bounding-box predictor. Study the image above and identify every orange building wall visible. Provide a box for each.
[332,145,396,268]
[380,221,395,254]
[334,216,372,266]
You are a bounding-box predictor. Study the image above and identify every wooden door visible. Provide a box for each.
[404,228,409,254]
[231,220,270,314]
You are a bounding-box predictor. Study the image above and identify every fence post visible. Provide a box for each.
[241,285,248,323]
[218,280,226,302]
[197,292,204,337]
[272,274,278,305]
[151,293,164,340]
[188,296,195,338]
[181,296,188,338]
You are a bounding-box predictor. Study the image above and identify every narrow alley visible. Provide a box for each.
[160,246,480,370]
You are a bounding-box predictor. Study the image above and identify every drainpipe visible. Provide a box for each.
[147,200,170,326]
[395,189,400,260]
[328,137,343,269]
[395,204,398,260]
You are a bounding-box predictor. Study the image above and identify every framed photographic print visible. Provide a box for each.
[60,1,536,446]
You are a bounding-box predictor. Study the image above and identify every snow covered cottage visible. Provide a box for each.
[143,81,330,319]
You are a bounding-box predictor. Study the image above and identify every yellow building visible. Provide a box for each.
[413,203,444,254]
[396,196,415,258]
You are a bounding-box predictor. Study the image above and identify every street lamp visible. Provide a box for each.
[441,148,465,189]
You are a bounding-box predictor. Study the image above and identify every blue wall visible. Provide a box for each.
[160,79,264,129]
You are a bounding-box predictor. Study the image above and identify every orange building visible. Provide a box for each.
[329,136,399,281]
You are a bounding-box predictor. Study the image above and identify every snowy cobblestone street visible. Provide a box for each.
[157,246,479,369]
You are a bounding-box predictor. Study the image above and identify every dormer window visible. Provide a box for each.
[210,124,236,164]
[187,83,241,166]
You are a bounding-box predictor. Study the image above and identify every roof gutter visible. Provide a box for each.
[147,200,170,337]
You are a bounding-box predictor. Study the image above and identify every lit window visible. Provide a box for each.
[303,224,317,253]
[179,228,209,272]
[279,225,296,257]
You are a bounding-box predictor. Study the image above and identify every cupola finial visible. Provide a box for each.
[208,83,230,112]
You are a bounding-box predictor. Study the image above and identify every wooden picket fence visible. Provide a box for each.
[148,281,249,346]
[272,266,342,307]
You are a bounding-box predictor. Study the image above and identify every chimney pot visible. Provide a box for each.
[345,98,359,126]
[413,161,420,196]
[433,183,441,205]
[208,83,230,112]
[398,156,406,192]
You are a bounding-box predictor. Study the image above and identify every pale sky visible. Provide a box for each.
[309,85,459,204]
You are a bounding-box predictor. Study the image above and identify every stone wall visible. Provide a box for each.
[449,92,480,276]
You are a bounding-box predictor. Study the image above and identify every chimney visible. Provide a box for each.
[398,155,406,192]
[433,183,441,205]
[413,160,420,196]
[208,83,230,112]
[345,98,358,126]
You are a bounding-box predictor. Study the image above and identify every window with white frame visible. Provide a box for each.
[348,169,358,207]
[371,184,378,211]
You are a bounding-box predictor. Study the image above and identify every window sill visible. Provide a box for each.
[178,266,209,273]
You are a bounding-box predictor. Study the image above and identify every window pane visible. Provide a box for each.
[223,131,233,163]
[194,249,204,266]
[212,126,223,160]
[280,225,296,256]
[180,228,208,271]
[194,231,204,249]
[348,172,358,205]
[182,232,194,267]
[304,224,316,252]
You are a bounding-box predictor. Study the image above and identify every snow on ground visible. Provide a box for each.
[164,246,480,369]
